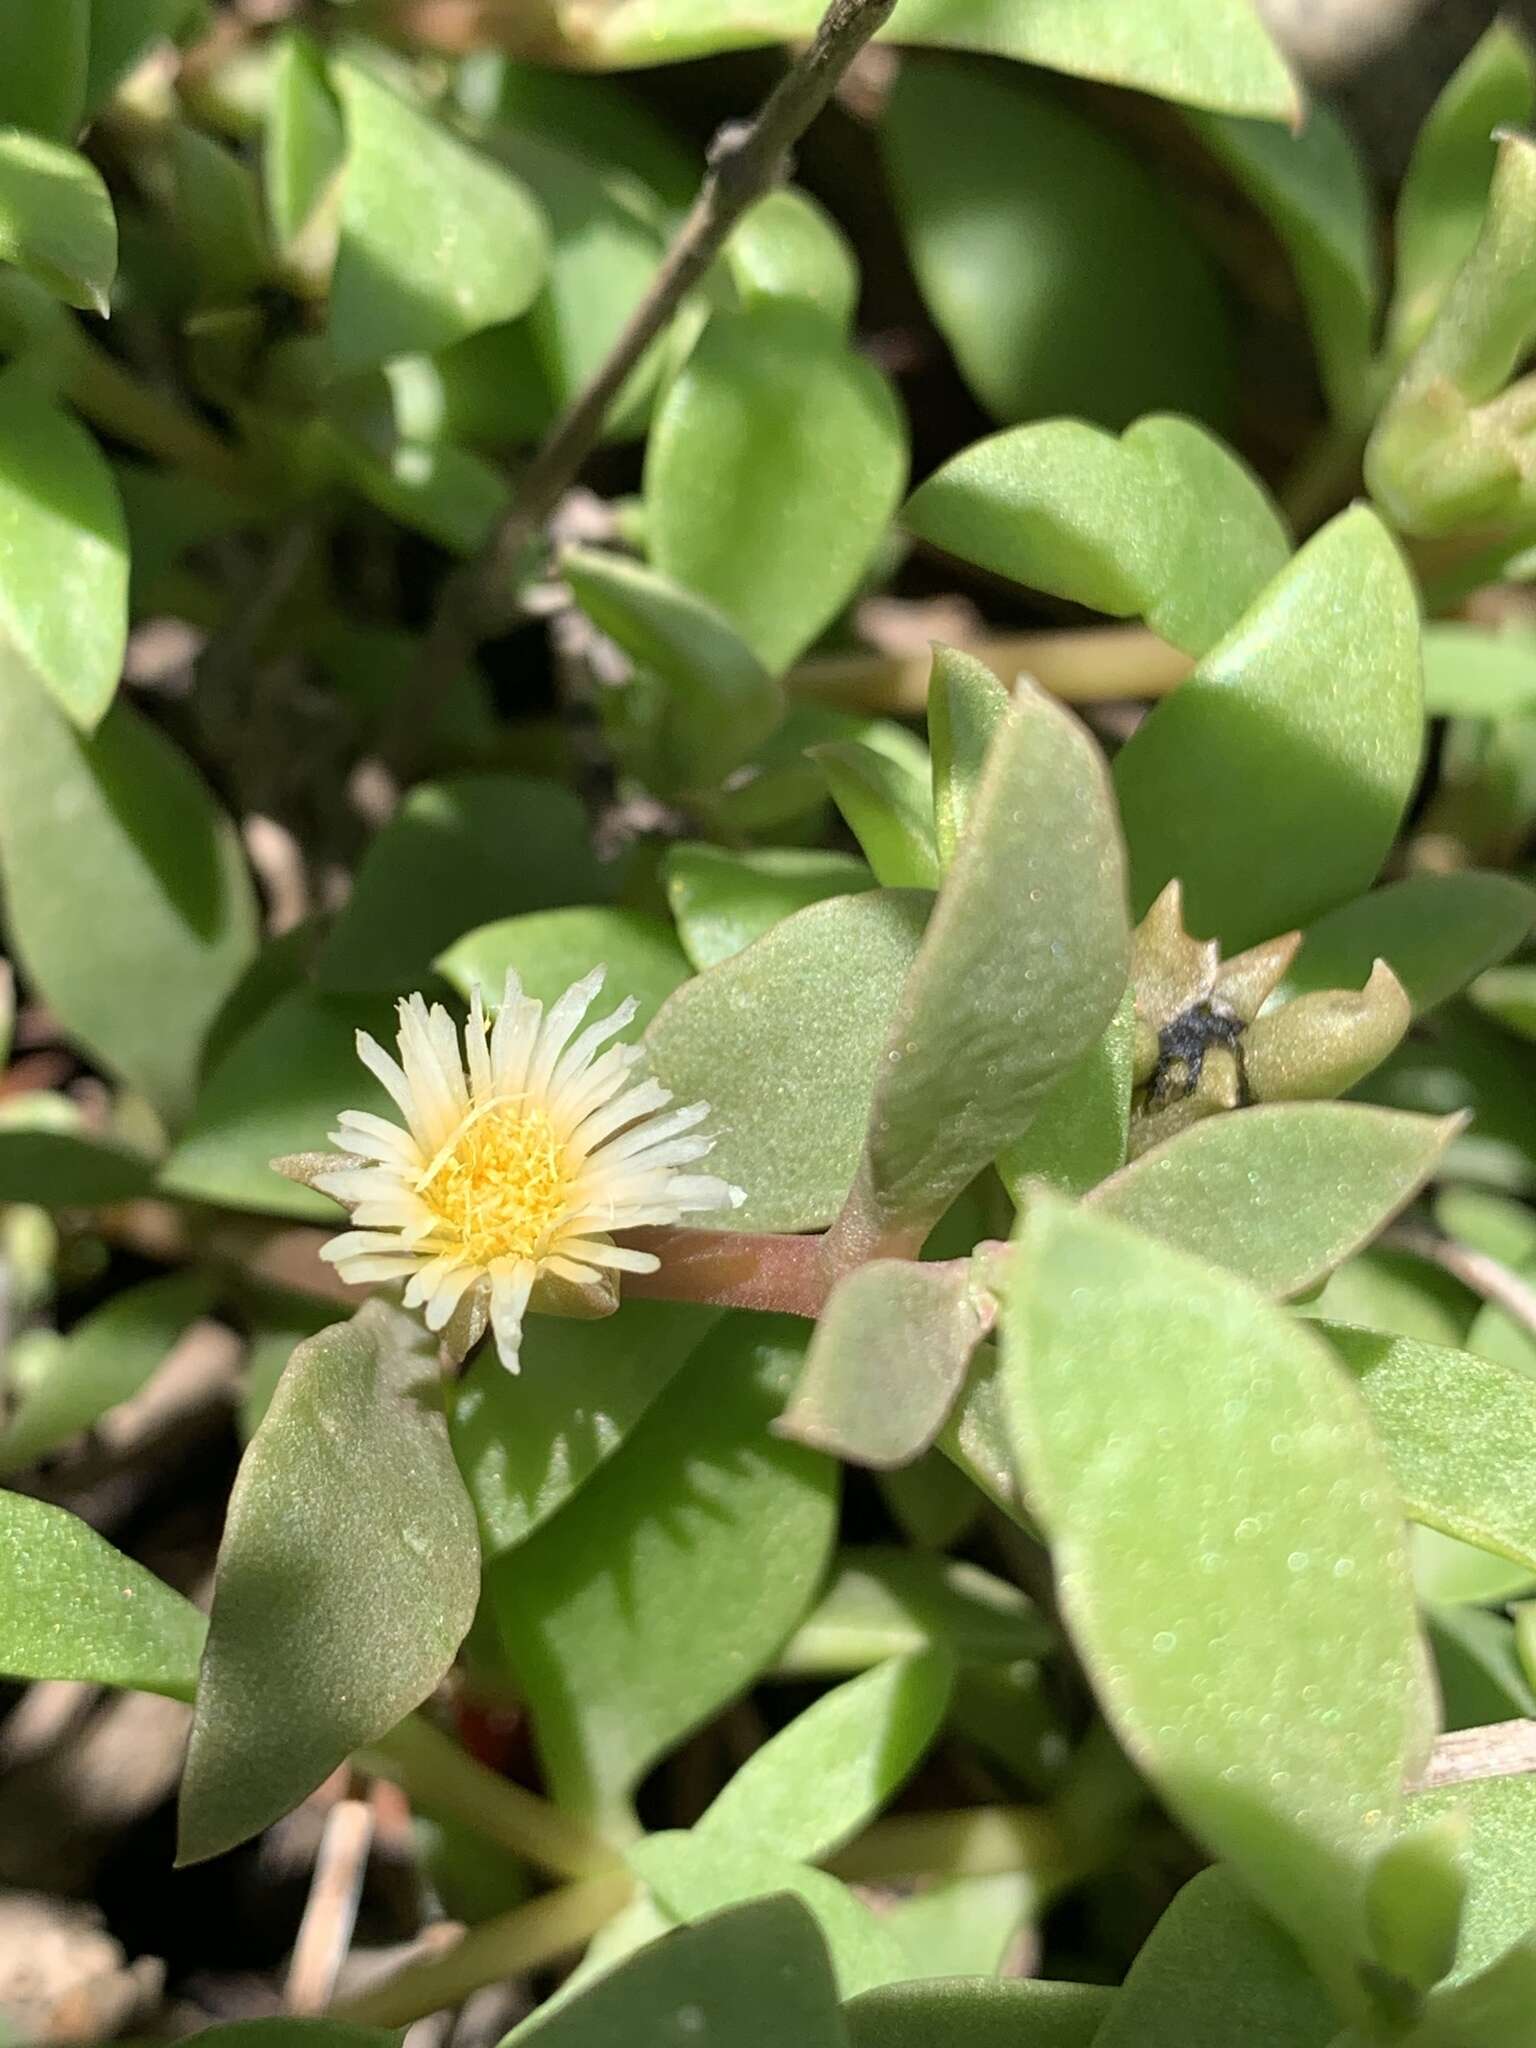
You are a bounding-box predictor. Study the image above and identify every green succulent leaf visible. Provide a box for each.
[928,644,1010,866]
[663,844,875,971]
[437,906,689,1031]
[809,740,939,889]
[843,1978,1113,2048]
[0,1270,214,1473]
[903,415,1287,658]
[1410,1774,1536,1985]
[645,890,930,1233]
[725,187,858,332]
[0,0,88,140]
[0,1490,206,1699]
[318,775,611,994]
[1089,1104,1460,1297]
[1365,1817,1467,1998]
[513,1895,848,2048]
[264,29,346,265]
[851,681,1128,1242]
[451,1299,721,1555]
[1114,504,1424,950]
[0,370,127,728]
[328,58,548,376]
[1001,1198,1434,1995]
[645,299,907,672]
[777,1548,1047,1676]
[562,546,783,791]
[1091,1867,1336,2048]
[0,126,115,311]
[998,990,1136,1200]
[699,1653,953,1863]
[178,1303,480,1864]
[776,1260,991,1468]
[883,62,1234,431]
[0,1123,155,1206]
[487,1314,838,1823]
[0,648,258,1124]
[1281,872,1536,1016]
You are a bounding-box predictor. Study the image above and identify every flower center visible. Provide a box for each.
[415,1096,572,1263]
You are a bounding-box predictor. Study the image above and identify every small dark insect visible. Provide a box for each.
[1147,998,1251,1105]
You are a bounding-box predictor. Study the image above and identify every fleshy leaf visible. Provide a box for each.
[1421,623,1536,718]
[512,1895,847,2048]
[776,1260,990,1468]
[318,775,611,993]
[809,740,939,889]
[0,371,127,728]
[563,546,783,791]
[437,906,689,1031]
[0,1271,213,1473]
[663,844,874,971]
[487,1314,838,1823]
[1114,505,1423,950]
[998,990,1135,1200]
[178,1303,480,1864]
[1091,1867,1336,2048]
[698,1653,953,1863]
[725,187,858,332]
[843,1978,1112,2048]
[1088,1103,1460,1297]
[1327,1324,1536,1574]
[0,0,88,139]
[883,62,1233,431]
[928,644,1010,866]
[0,127,116,312]
[0,648,258,1124]
[777,1548,1047,1676]
[0,1490,206,1700]
[451,1299,721,1555]
[645,299,907,672]
[328,58,548,376]
[903,415,1287,658]
[0,1123,154,1205]
[850,681,1128,1243]
[1002,1198,1434,1995]
[1281,873,1536,1016]
[264,29,346,267]
[629,1832,908,1999]
[645,890,929,1233]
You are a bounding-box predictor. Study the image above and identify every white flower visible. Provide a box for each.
[314,968,743,1371]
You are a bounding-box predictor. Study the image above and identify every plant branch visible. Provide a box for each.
[1382,1222,1536,1341]
[396,0,900,764]
[1416,1719,1536,1791]
[328,1869,635,2028]
[359,1714,624,1883]
[790,624,1193,716]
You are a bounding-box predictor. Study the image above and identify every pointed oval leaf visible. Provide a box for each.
[843,1978,1113,2048]
[1114,505,1423,949]
[809,740,939,889]
[0,0,88,139]
[1389,22,1536,359]
[777,1260,988,1469]
[178,1303,479,1864]
[725,187,858,331]
[1281,873,1536,1016]
[855,682,1128,1240]
[329,59,548,376]
[1002,1199,1434,1984]
[663,844,874,971]
[629,1832,908,2000]
[451,1298,721,1555]
[513,1895,847,2048]
[0,373,127,727]
[0,1124,153,1205]
[884,60,1233,431]
[488,1314,837,1823]
[1092,1867,1337,2048]
[563,546,783,791]
[778,1548,1046,1676]
[1327,1324,1536,1574]
[0,651,258,1124]
[645,298,907,672]
[0,128,115,311]
[318,774,611,994]
[1421,622,1536,718]
[699,1652,952,1863]
[0,1270,214,1473]
[163,987,397,1221]
[0,1489,205,1700]
[1410,1774,1536,1984]
[437,905,689,1029]
[998,990,1135,1200]
[264,29,346,259]
[1089,1103,1460,1297]
[645,890,930,1232]
[928,644,1009,866]
[579,0,1297,119]
[1189,102,1378,421]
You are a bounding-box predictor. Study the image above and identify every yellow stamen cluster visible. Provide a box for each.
[415,1096,570,1266]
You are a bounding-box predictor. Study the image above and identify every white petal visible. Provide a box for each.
[552,1237,661,1274]
[549,1042,644,1140]
[489,1259,536,1372]
[319,1227,411,1265]
[570,1077,672,1151]
[356,1030,418,1129]
[312,1166,410,1204]
[332,1109,419,1164]
[552,996,638,1093]
[491,985,543,1096]
[594,1099,711,1164]
[464,986,493,1100]
[527,968,605,1098]
[423,1263,480,1330]
[331,1253,423,1284]
[667,1174,745,1211]
[396,996,466,1148]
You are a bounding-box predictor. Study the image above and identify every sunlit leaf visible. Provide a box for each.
[810,740,939,889]
[726,187,858,332]
[0,127,115,311]
[0,0,87,140]
[1281,873,1535,1017]
[663,844,874,971]
[178,1303,479,1863]
[437,906,689,1031]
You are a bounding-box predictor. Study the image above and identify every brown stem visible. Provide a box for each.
[789,624,1193,716]
[618,1225,1010,1319]
[1382,1222,1536,1341]
[393,0,900,767]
